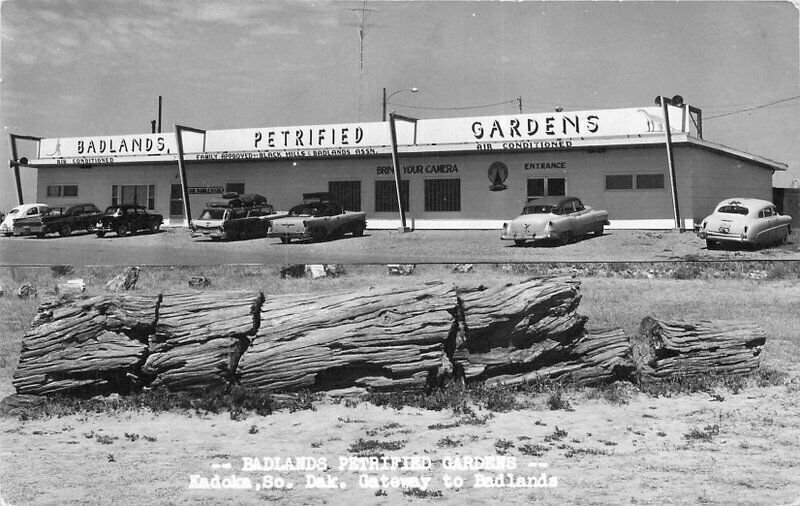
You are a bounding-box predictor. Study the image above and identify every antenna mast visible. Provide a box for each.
[350,0,375,120]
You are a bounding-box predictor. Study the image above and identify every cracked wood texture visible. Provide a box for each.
[238,283,459,392]
[632,317,766,380]
[12,294,159,395]
[141,291,263,391]
[453,277,598,382]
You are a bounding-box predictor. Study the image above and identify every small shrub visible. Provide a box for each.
[683,424,720,442]
[95,434,117,445]
[519,443,549,457]
[124,432,139,442]
[543,426,568,442]
[50,265,75,277]
[494,438,514,455]
[437,436,461,448]
[248,425,259,434]
[348,438,407,457]
[402,488,443,498]
[546,390,572,411]
[672,263,703,280]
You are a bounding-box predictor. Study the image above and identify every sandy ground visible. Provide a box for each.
[2,384,800,505]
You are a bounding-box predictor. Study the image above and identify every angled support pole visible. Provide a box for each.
[388,112,418,232]
[174,125,206,228]
[8,134,42,206]
[659,98,682,231]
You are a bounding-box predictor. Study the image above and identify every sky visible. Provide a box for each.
[1,0,799,212]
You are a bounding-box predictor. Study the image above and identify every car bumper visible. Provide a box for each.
[14,225,46,236]
[501,230,559,242]
[267,230,311,240]
[697,230,751,244]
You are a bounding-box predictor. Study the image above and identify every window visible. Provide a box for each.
[329,181,362,211]
[605,175,634,190]
[636,174,665,190]
[111,185,156,210]
[226,183,245,195]
[606,173,665,191]
[527,179,545,198]
[46,185,78,198]
[527,177,566,200]
[375,180,409,212]
[425,179,461,212]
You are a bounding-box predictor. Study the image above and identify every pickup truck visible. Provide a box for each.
[13,203,101,237]
[267,193,367,243]
[190,193,286,241]
[95,205,163,237]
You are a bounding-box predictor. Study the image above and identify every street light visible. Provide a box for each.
[383,87,419,121]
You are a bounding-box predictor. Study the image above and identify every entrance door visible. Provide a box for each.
[170,184,184,219]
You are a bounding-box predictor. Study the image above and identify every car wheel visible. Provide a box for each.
[36,232,46,238]
[514,239,526,247]
[96,231,106,238]
[594,224,604,236]
[117,225,129,237]
[311,227,326,242]
[559,231,572,245]
[149,222,159,233]
[352,224,365,237]
[59,224,72,237]
[706,239,718,250]
[280,237,290,244]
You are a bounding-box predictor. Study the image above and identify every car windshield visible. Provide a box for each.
[522,205,556,215]
[717,205,749,215]
[288,204,321,216]
[199,209,226,220]
[103,207,123,216]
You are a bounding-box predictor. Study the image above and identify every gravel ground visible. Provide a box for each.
[1,227,798,266]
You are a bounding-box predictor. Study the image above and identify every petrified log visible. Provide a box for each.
[238,283,459,392]
[482,326,634,387]
[453,277,590,380]
[12,294,159,395]
[141,291,263,391]
[632,317,766,381]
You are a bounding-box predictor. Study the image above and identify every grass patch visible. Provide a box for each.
[683,424,720,442]
[348,438,407,457]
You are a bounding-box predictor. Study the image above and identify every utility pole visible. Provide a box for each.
[349,0,375,120]
[518,97,523,113]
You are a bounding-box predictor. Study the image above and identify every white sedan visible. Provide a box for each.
[698,198,792,249]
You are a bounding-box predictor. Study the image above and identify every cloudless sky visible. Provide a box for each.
[1,0,798,211]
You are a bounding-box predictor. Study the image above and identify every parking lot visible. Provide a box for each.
[1,227,798,266]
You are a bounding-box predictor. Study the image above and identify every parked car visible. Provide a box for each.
[1,203,49,237]
[698,198,792,249]
[501,196,609,246]
[13,203,101,237]
[190,193,286,241]
[95,205,163,237]
[267,193,367,243]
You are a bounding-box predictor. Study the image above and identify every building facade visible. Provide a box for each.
[14,105,785,229]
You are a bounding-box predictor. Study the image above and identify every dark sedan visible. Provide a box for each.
[95,205,163,237]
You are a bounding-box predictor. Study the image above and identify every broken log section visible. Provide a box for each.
[632,317,766,381]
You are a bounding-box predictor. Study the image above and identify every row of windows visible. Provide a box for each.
[46,185,79,198]
[46,174,665,215]
[331,179,463,212]
[605,174,665,191]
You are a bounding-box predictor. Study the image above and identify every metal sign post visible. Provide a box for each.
[8,134,42,206]
[388,112,418,231]
[174,124,206,228]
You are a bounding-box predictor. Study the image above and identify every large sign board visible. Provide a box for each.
[30,106,687,166]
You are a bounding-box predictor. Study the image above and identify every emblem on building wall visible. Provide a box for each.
[488,161,508,191]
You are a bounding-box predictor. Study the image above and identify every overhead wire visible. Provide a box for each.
[705,95,800,120]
